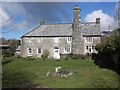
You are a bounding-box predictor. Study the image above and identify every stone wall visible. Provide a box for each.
[21,37,72,58]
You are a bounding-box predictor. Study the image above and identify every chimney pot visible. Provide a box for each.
[96,18,100,24]
[40,22,45,25]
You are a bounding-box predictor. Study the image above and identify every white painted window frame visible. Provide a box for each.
[54,37,59,44]
[28,38,32,43]
[67,37,72,43]
[37,48,42,54]
[86,46,94,53]
[37,37,42,43]
[64,46,71,54]
[27,48,32,54]
[85,37,93,43]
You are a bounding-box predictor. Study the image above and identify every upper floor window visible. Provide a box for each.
[37,48,42,54]
[28,38,32,43]
[54,37,59,43]
[86,37,92,43]
[37,37,42,43]
[28,48,32,54]
[67,37,72,43]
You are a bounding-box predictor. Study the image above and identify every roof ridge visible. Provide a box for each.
[44,23,73,25]
[81,22,96,24]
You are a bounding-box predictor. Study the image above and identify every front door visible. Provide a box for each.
[54,47,60,59]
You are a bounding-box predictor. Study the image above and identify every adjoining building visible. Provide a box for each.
[19,5,101,59]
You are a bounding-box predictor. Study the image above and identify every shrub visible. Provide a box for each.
[15,54,21,58]
[94,35,120,74]
[42,49,49,59]
[80,54,90,60]
[72,54,80,59]
[3,53,14,57]
[25,56,35,60]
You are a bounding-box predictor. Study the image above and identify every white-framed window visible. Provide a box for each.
[37,37,42,43]
[86,46,94,53]
[86,46,88,49]
[85,37,92,43]
[54,37,59,43]
[37,48,42,54]
[92,46,95,49]
[28,38,32,43]
[64,46,71,53]
[28,48,32,54]
[67,37,72,43]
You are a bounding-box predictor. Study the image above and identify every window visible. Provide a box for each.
[54,37,59,43]
[28,48,32,54]
[64,46,71,53]
[86,37,92,43]
[86,46,94,53]
[37,48,41,54]
[86,46,88,49]
[67,37,72,43]
[28,38,32,43]
[37,37,42,43]
[89,48,91,53]
[55,50,58,52]
[92,46,94,49]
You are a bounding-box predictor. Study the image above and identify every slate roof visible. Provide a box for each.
[80,23,101,36]
[22,22,101,37]
[23,23,73,37]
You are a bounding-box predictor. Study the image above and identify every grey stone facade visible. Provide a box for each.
[19,5,101,58]
[21,36,72,58]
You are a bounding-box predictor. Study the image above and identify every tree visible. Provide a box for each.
[0,37,20,55]
[94,35,120,74]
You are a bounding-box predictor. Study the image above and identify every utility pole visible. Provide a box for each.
[115,1,120,29]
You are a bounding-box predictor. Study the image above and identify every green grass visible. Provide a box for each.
[2,57,119,88]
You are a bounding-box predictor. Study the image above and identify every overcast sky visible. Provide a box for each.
[1,2,117,39]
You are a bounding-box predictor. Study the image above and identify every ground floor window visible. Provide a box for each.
[37,48,41,54]
[64,46,71,53]
[86,46,94,53]
[86,46,88,49]
[28,48,32,54]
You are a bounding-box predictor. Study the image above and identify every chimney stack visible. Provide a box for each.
[40,22,45,25]
[73,5,81,31]
[96,18,100,24]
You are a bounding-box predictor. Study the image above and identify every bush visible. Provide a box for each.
[94,36,120,74]
[3,53,14,57]
[15,54,21,58]
[80,54,90,60]
[41,49,49,59]
[25,56,35,60]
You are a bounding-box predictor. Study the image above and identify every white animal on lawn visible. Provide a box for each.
[55,67,61,73]
[47,71,50,77]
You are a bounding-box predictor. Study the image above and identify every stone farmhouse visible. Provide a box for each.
[19,5,101,59]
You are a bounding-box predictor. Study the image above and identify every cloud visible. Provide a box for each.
[0,9,10,22]
[2,2,72,33]
[2,2,27,17]
[2,2,71,24]
[84,10,115,31]
[0,9,11,28]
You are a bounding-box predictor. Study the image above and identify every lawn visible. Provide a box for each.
[2,57,119,88]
